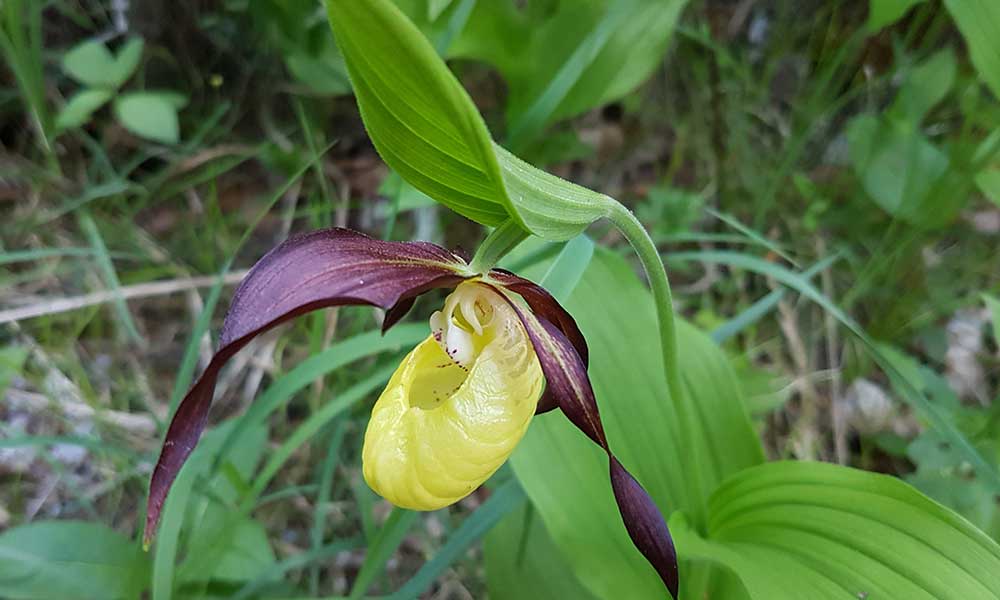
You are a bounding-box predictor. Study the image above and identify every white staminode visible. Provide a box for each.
[429,283,498,368]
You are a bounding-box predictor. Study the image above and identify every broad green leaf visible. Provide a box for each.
[673,461,1000,599]
[943,0,1000,100]
[485,505,599,600]
[55,88,112,130]
[327,0,613,240]
[113,92,180,144]
[867,0,926,31]
[0,521,148,599]
[62,39,117,87]
[110,37,144,87]
[509,248,763,599]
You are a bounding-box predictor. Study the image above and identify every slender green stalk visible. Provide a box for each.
[605,201,683,436]
[469,219,530,273]
[606,199,706,525]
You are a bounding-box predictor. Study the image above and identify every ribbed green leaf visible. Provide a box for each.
[326,0,613,240]
[327,0,509,226]
[508,248,763,598]
[673,461,1000,599]
[493,144,612,240]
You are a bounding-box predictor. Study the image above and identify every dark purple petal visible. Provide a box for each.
[494,286,678,598]
[488,269,589,365]
[144,228,469,546]
[611,457,679,597]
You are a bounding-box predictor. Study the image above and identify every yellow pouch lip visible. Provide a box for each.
[362,283,543,511]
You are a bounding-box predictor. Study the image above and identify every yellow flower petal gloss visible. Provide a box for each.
[362,281,543,510]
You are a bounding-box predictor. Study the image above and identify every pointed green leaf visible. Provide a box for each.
[113,92,180,144]
[673,461,1000,599]
[55,88,112,130]
[327,0,510,226]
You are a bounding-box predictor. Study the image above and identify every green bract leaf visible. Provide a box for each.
[943,0,1000,100]
[327,0,613,240]
[673,461,1000,599]
[113,92,180,144]
[493,144,612,240]
[62,39,117,87]
[327,0,510,226]
[0,521,148,599]
[55,88,112,131]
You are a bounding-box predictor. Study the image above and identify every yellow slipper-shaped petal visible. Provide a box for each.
[362,281,543,510]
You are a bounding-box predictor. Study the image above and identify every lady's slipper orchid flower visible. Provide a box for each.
[144,227,678,597]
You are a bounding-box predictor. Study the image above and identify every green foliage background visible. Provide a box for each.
[1,0,999,598]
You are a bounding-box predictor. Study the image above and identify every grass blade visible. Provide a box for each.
[390,477,527,599]
[349,508,420,599]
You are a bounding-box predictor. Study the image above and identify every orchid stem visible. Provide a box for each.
[469,219,530,273]
[606,198,706,526]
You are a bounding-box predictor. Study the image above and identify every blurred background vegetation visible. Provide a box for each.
[0,0,998,598]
